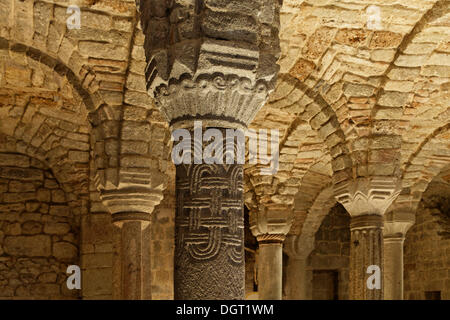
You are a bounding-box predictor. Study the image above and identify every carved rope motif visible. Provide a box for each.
[176,163,244,264]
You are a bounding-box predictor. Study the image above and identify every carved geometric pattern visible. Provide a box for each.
[176,163,244,264]
[334,177,401,216]
[174,135,246,299]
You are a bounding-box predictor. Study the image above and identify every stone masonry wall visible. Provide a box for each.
[0,152,79,299]
[308,204,350,300]
[404,178,450,300]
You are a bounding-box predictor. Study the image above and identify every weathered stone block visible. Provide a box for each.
[3,235,51,257]
[43,222,71,235]
[21,221,42,235]
[53,242,78,262]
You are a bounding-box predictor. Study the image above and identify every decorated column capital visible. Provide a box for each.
[334,176,401,217]
[250,207,293,243]
[99,183,166,228]
[138,0,281,129]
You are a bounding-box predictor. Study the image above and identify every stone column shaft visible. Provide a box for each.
[175,142,245,299]
[383,237,404,300]
[257,236,284,300]
[383,213,414,300]
[349,214,384,300]
[285,257,308,300]
[112,217,151,300]
[138,0,282,300]
[251,209,292,300]
[283,235,313,300]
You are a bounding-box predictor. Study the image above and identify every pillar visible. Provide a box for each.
[257,234,284,300]
[138,0,282,300]
[334,177,401,300]
[251,208,292,300]
[383,211,415,300]
[174,134,245,299]
[349,214,383,299]
[113,219,151,300]
[101,190,158,300]
[283,235,314,300]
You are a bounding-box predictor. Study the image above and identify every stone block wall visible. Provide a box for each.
[404,179,450,300]
[0,152,79,299]
[308,204,350,300]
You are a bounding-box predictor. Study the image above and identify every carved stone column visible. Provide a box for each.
[251,208,292,300]
[334,177,401,300]
[383,211,415,300]
[283,235,314,300]
[174,132,245,299]
[138,0,282,300]
[349,214,384,300]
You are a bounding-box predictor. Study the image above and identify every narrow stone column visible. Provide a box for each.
[349,214,383,300]
[283,235,314,300]
[383,212,414,300]
[334,177,401,300]
[257,234,284,300]
[101,190,156,300]
[113,219,151,300]
[251,208,292,300]
[285,257,308,299]
[138,0,282,300]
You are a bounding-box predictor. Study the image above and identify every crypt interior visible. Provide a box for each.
[0,0,449,300]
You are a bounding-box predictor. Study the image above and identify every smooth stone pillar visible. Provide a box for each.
[383,236,404,300]
[112,213,151,300]
[257,235,284,300]
[285,257,308,300]
[383,214,414,300]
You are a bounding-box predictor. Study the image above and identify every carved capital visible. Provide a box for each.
[334,177,401,217]
[384,211,415,239]
[99,183,165,228]
[139,0,281,128]
[250,207,293,242]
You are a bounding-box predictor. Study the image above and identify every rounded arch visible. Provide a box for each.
[390,124,450,214]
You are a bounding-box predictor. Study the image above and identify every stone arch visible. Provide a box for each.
[0,132,88,203]
[276,0,449,182]
[390,124,450,213]
[291,185,337,257]
[0,41,96,197]
[246,74,350,213]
